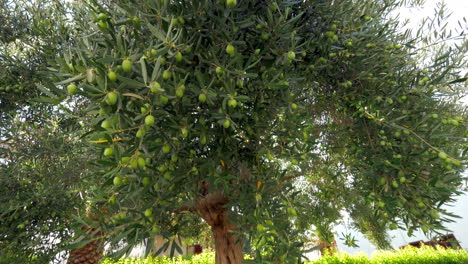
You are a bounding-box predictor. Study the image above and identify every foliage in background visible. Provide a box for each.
[0,1,98,262]
[0,117,93,263]
[0,0,83,127]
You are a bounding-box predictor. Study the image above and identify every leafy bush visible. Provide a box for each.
[309,246,468,264]
[368,246,468,264]
[100,251,215,264]
[100,246,468,264]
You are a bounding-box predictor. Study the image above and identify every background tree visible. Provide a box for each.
[0,0,84,126]
[0,1,105,263]
[40,0,467,263]
[0,116,94,263]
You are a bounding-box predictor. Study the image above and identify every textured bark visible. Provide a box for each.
[66,226,104,264]
[196,193,243,264]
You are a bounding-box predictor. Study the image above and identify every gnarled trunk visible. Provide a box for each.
[196,193,243,264]
[212,220,243,264]
[66,226,104,264]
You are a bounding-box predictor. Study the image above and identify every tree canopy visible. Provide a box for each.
[1,0,466,263]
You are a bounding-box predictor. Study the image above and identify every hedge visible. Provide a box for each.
[100,251,216,264]
[100,246,468,264]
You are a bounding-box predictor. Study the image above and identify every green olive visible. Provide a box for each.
[108,71,117,81]
[175,52,183,63]
[101,120,112,129]
[98,13,108,21]
[223,119,230,128]
[226,44,235,56]
[162,144,171,153]
[122,59,132,72]
[199,93,207,103]
[113,176,122,186]
[228,98,237,108]
[67,83,77,95]
[162,70,171,80]
[145,115,155,126]
[226,0,237,8]
[106,92,118,105]
[104,147,114,157]
[144,208,153,217]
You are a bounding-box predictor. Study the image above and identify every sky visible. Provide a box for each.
[332,0,468,257]
[396,0,468,31]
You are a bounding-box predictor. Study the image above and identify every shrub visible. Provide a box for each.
[100,251,215,264]
[369,246,468,264]
[308,246,468,264]
[100,246,468,264]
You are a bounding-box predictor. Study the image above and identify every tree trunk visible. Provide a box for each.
[66,226,104,264]
[315,238,337,256]
[196,193,243,264]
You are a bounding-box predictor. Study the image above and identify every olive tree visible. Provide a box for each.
[0,116,95,263]
[0,2,104,262]
[48,0,467,263]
